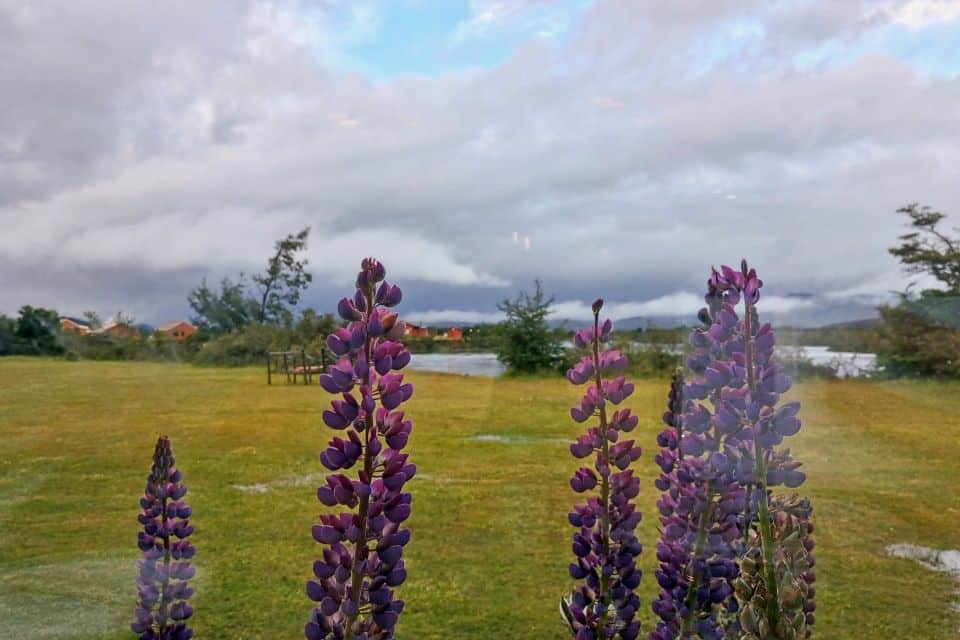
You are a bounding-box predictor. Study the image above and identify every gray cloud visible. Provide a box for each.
[2,0,958,325]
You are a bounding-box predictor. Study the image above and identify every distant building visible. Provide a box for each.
[157,320,198,343]
[97,321,140,339]
[403,322,431,338]
[443,327,464,341]
[59,317,92,335]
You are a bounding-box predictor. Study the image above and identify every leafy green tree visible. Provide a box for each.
[496,279,563,374]
[187,228,312,334]
[0,314,20,355]
[294,308,338,354]
[187,276,257,335]
[888,204,960,296]
[14,306,62,355]
[253,227,312,323]
[880,204,960,377]
[878,302,960,377]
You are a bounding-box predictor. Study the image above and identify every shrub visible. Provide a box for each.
[497,279,564,374]
[61,332,189,362]
[877,299,960,378]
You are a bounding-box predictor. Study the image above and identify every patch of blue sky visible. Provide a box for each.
[323,0,595,79]
[878,22,960,78]
[686,17,767,76]
[794,21,960,78]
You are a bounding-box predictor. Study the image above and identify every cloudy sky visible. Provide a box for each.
[2,0,959,326]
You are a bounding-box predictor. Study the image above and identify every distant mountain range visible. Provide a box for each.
[544,296,883,330]
[417,295,884,330]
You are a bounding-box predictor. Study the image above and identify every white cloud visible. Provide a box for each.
[880,0,960,27]
[315,230,510,287]
[2,1,959,323]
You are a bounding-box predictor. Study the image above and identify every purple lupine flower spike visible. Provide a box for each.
[307,258,415,640]
[132,435,195,640]
[720,260,813,638]
[650,260,815,640]
[648,274,752,639]
[560,298,643,640]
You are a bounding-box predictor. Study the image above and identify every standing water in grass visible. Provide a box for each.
[306,258,415,640]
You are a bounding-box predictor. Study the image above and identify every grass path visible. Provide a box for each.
[1,359,958,638]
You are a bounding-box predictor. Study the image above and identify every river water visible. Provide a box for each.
[406,347,877,378]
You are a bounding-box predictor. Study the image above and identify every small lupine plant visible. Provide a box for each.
[560,298,644,640]
[306,257,415,640]
[650,261,816,640]
[133,435,195,640]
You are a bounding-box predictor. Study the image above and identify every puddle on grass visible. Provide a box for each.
[887,543,960,625]
[230,472,326,494]
[231,482,271,494]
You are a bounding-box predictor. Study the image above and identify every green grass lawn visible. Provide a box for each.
[1,359,958,639]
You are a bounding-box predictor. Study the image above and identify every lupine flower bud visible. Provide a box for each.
[307,259,415,640]
[132,436,195,640]
[560,306,642,640]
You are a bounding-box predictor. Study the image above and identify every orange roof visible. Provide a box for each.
[158,320,195,332]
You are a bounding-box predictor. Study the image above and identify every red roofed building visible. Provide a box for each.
[445,327,463,341]
[403,322,430,338]
[97,321,140,339]
[157,320,197,342]
[59,317,92,335]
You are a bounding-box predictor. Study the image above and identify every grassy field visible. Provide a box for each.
[1,358,958,639]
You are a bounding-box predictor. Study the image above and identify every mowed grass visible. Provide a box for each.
[1,359,958,639]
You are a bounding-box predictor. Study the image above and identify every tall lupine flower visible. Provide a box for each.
[735,495,816,640]
[701,262,813,639]
[649,276,753,640]
[306,258,414,640]
[560,299,643,640]
[132,436,195,640]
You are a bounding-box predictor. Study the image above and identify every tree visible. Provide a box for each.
[253,227,312,323]
[294,308,338,354]
[186,228,313,334]
[187,276,257,335]
[82,310,102,329]
[879,204,960,377]
[496,279,563,373]
[878,302,960,377]
[14,306,62,355]
[0,315,20,355]
[888,203,960,296]
[112,310,136,326]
